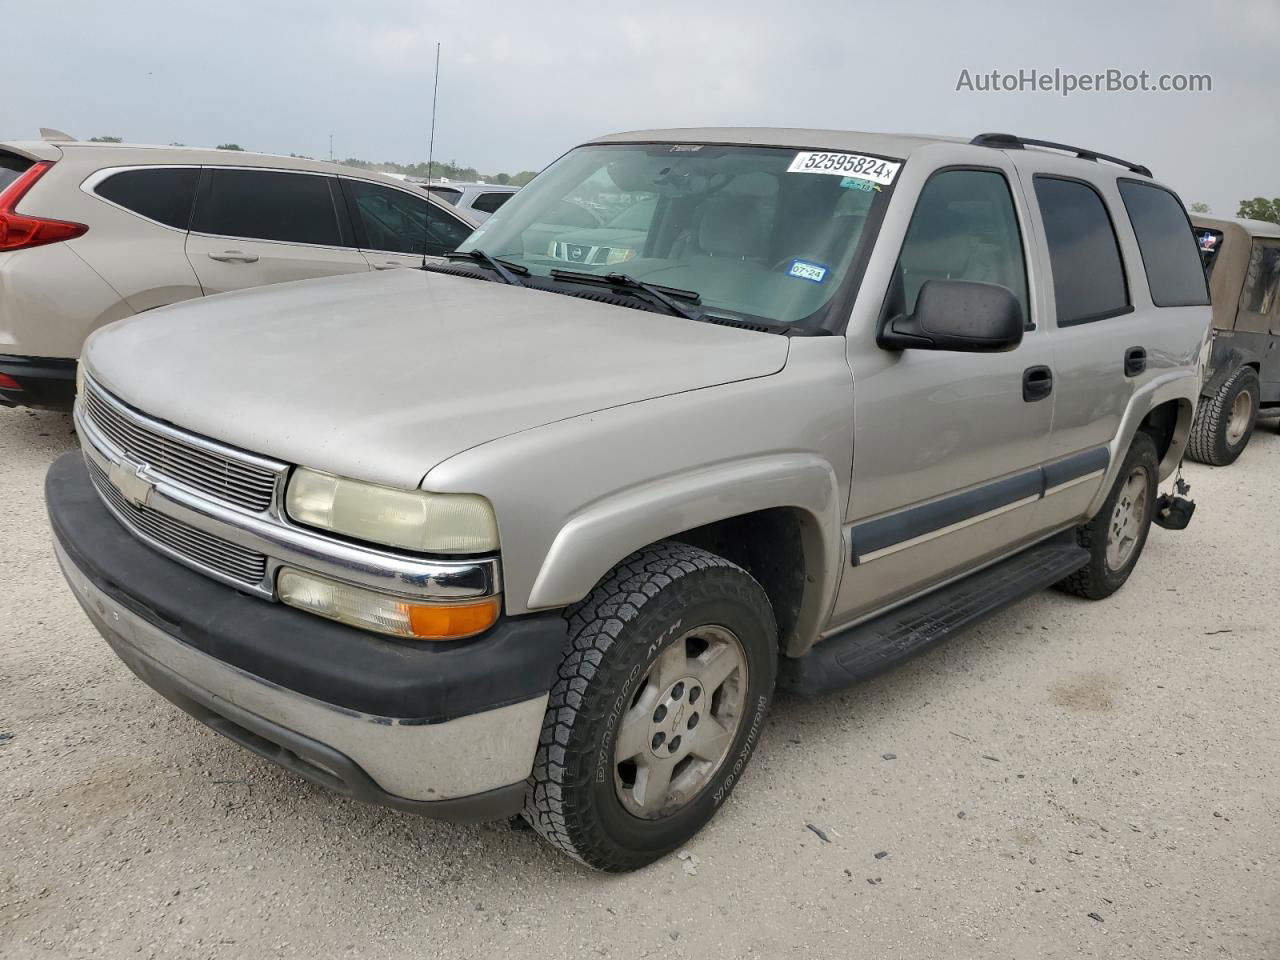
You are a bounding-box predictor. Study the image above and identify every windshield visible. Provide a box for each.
[456,142,897,331]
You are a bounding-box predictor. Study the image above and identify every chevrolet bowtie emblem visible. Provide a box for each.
[108,459,154,508]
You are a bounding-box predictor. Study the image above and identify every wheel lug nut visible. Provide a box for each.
[687,712,699,729]
[652,732,665,749]
[653,705,667,723]
[669,735,682,752]
[689,686,701,704]
[671,682,684,700]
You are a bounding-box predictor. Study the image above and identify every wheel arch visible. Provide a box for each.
[1090,373,1198,517]
[1137,396,1193,476]
[526,454,844,656]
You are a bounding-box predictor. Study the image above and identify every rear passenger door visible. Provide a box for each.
[1028,171,1209,529]
[339,178,475,270]
[185,168,369,294]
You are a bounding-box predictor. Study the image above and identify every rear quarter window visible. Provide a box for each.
[1117,181,1210,307]
[1033,176,1130,326]
[94,167,199,230]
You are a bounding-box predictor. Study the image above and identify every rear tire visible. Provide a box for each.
[1188,367,1260,466]
[523,542,777,872]
[1056,432,1158,601]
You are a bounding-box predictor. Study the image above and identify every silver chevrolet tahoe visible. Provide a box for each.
[47,128,1212,872]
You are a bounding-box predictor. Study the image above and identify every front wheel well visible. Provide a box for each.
[668,507,817,652]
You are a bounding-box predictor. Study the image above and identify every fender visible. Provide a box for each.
[1202,333,1264,399]
[1088,370,1197,517]
[527,453,845,647]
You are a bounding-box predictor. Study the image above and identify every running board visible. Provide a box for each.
[779,539,1089,697]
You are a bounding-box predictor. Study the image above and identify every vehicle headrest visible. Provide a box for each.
[698,197,768,258]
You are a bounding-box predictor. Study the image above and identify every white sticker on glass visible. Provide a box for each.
[787,152,901,185]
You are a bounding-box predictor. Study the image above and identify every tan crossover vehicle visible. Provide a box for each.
[1187,215,1280,464]
[48,129,1210,870]
[0,137,477,409]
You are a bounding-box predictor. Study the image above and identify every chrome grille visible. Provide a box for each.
[82,380,279,513]
[87,457,268,587]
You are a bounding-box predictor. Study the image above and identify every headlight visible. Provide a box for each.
[286,468,498,554]
[278,568,500,640]
[605,247,636,265]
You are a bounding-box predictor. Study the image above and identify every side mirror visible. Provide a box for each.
[878,279,1024,353]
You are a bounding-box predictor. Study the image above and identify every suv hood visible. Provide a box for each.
[85,269,789,489]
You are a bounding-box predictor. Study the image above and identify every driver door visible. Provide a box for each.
[832,165,1055,625]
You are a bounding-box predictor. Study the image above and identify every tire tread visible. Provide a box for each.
[523,541,770,870]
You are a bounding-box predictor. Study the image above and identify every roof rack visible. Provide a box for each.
[970,133,1152,179]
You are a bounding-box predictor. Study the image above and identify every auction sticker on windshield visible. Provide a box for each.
[788,152,900,185]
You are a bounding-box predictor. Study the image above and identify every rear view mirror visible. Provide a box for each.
[878,279,1024,352]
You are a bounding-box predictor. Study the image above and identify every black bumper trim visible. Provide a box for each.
[46,451,568,722]
[105,623,527,822]
[0,354,77,410]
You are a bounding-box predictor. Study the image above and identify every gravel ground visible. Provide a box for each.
[2,404,1278,959]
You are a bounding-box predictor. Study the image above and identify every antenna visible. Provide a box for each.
[421,42,441,269]
[329,133,334,162]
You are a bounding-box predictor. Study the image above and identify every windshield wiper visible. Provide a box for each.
[445,249,527,287]
[549,269,703,321]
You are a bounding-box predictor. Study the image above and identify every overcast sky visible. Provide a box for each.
[7,0,1275,214]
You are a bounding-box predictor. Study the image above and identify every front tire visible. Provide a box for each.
[1188,366,1260,466]
[1056,432,1158,601]
[523,542,777,872]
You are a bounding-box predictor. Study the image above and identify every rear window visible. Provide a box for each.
[1034,176,1130,325]
[193,169,344,246]
[1117,181,1210,307]
[0,152,33,194]
[428,187,462,205]
[471,191,512,214]
[95,167,199,230]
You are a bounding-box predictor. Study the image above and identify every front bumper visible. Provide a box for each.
[0,354,76,409]
[47,452,567,820]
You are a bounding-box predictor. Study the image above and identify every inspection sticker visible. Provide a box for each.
[788,151,900,185]
[787,259,828,283]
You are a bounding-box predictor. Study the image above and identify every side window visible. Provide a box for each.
[1241,240,1280,316]
[192,169,344,246]
[95,167,199,229]
[1033,177,1129,325]
[472,191,512,215]
[1117,181,1210,307]
[893,169,1030,327]
[1196,227,1224,277]
[344,179,473,256]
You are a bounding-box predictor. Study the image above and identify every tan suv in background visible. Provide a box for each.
[0,137,478,409]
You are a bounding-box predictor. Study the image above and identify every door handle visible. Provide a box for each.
[1124,346,1147,377]
[1022,365,1053,402]
[207,250,259,263]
